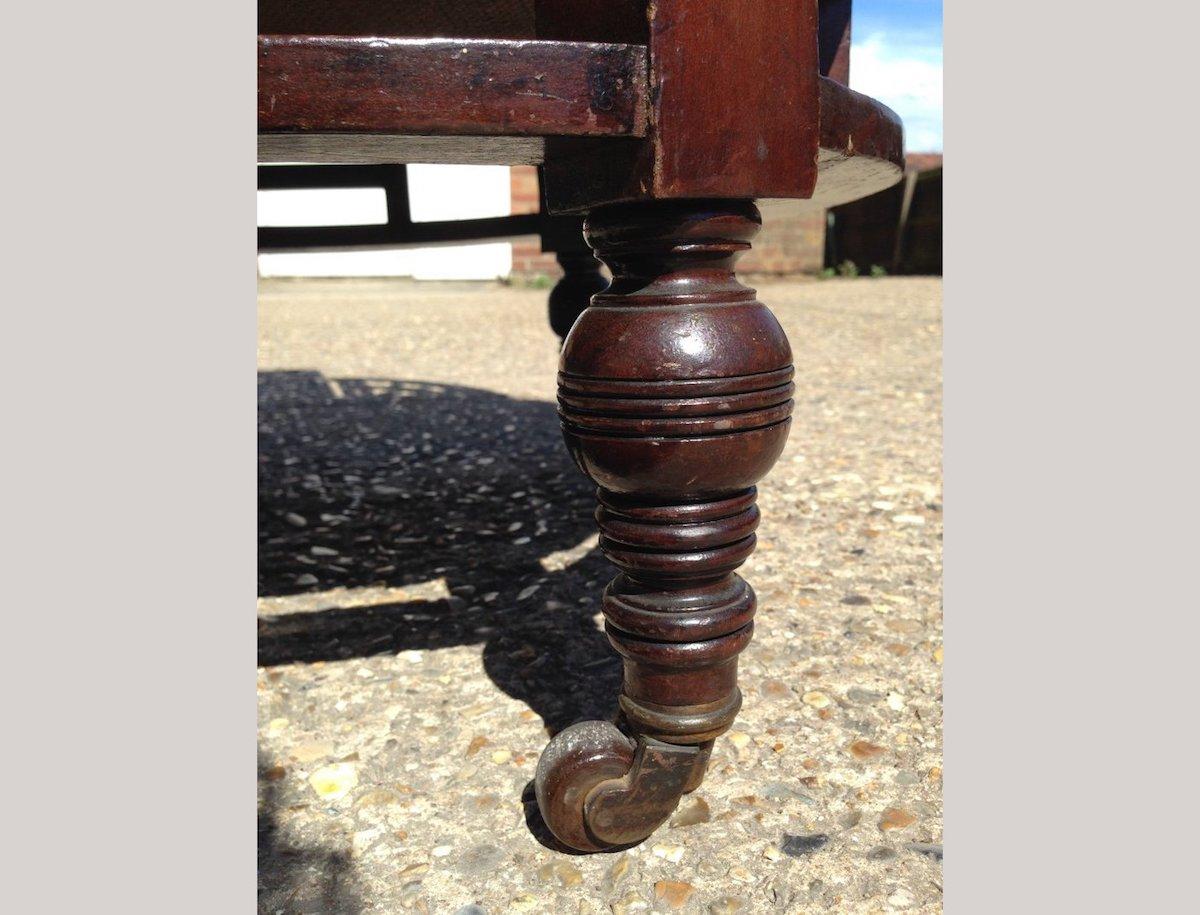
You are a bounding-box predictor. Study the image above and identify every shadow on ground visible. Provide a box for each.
[257,370,622,735]
[259,751,364,914]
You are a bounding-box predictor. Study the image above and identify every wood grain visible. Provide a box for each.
[543,75,902,212]
[542,0,823,210]
[649,0,820,199]
[258,15,900,208]
[257,133,550,165]
[259,35,649,137]
[807,76,905,208]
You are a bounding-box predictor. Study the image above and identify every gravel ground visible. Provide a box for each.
[257,275,943,914]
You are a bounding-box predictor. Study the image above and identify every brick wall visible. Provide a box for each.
[509,166,562,278]
[825,153,943,275]
[739,202,827,275]
[905,152,943,172]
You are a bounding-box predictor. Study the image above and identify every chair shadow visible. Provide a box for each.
[257,370,622,735]
[259,750,364,914]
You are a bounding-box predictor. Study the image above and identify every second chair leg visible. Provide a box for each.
[547,250,608,341]
[534,198,794,852]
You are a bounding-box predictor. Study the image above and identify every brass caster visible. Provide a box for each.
[534,720,700,852]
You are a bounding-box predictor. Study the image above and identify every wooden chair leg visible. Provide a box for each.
[547,251,607,341]
[534,199,794,851]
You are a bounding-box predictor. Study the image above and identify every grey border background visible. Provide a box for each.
[5,2,256,911]
[5,2,1199,911]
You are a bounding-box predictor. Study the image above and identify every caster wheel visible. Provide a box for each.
[535,720,703,852]
[534,720,636,852]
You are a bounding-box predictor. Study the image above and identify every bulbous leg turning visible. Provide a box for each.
[534,199,793,852]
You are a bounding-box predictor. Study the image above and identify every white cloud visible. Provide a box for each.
[849,33,943,152]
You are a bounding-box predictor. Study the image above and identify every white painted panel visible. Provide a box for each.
[257,165,513,279]
[256,188,388,227]
[258,243,513,280]
[405,164,512,222]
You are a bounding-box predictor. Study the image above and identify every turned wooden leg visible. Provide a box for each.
[547,251,608,341]
[534,199,794,851]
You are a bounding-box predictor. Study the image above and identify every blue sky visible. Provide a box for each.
[849,1,943,152]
